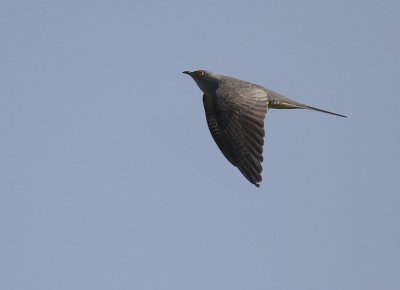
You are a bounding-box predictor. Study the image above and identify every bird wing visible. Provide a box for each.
[203,94,237,166]
[203,87,268,187]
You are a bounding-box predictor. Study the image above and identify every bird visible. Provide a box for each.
[183,70,347,187]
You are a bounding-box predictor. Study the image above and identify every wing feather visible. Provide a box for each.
[202,85,269,187]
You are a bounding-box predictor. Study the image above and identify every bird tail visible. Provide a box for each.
[267,90,347,118]
[304,105,347,118]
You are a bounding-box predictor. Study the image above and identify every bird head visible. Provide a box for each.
[183,70,219,95]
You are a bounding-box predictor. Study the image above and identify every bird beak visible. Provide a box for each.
[182,71,192,76]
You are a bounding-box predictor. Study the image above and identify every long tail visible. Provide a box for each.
[304,105,347,118]
[267,90,347,118]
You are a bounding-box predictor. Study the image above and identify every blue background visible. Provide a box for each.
[1,1,399,289]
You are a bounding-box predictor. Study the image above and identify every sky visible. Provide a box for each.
[1,0,399,289]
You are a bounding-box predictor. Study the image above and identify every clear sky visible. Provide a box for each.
[1,1,399,289]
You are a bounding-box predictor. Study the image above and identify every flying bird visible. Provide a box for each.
[183,70,346,187]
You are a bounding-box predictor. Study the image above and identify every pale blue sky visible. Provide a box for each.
[1,1,399,289]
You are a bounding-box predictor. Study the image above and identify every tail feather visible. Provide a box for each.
[267,90,347,118]
[305,105,347,118]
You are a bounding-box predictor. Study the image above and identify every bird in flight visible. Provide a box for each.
[183,70,347,187]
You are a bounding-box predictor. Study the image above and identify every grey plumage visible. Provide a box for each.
[183,70,346,187]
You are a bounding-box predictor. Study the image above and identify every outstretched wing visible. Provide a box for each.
[203,94,237,166]
[202,87,268,187]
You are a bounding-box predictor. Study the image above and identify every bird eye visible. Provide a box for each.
[197,70,205,77]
